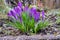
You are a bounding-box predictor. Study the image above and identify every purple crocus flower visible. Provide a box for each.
[8,9,18,20]
[18,2,22,8]
[42,10,45,21]
[34,12,40,22]
[29,7,40,22]
[30,7,36,14]
[29,7,36,17]
[14,6,22,16]
[14,6,23,22]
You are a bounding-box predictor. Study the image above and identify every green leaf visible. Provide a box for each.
[35,20,49,33]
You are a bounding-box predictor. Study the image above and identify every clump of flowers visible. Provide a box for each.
[8,2,49,34]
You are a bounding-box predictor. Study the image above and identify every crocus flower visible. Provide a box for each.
[14,6,22,16]
[14,7,23,22]
[34,12,40,22]
[30,7,40,22]
[8,9,18,20]
[30,7,36,13]
[42,10,45,21]
[29,7,36,17]
[18,2,22,8]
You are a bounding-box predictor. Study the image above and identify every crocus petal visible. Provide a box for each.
[8,11,12,17]
[19,17,22,23]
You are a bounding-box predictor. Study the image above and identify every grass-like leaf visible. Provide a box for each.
[35,20,49,33]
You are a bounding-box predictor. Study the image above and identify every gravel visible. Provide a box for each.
[0,35,59,40]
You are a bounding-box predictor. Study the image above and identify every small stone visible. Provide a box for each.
[6,27,14,30]
[54,32,58,36]
[0,27,2,32]
[0,22,3,27]
[47,33,50,35]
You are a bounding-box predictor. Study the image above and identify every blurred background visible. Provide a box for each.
[1,0,60,8]
[2,0,60,8]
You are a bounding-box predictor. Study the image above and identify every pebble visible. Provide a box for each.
[0,22,4,27]
[0,27,2,32]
